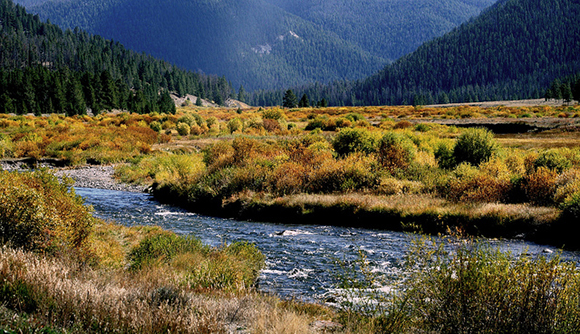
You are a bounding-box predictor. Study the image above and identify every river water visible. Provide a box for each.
[76,187,580,303]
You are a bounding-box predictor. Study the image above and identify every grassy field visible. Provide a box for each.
[2,103,580,332]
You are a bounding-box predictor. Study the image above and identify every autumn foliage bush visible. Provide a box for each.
[0,170,94,257]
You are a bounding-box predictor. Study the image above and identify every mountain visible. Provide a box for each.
[256,0,580,106]
[264,0,496,62]
[17,0,495,91]
[0,0,233,115]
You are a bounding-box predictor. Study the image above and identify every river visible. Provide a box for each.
[76,187,580,303]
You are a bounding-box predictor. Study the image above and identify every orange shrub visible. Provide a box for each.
[269,161,307,195]
[446,173,512,203]
[522,167,559,205]
[263,119,282,132]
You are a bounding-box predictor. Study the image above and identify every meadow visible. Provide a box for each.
[2,103,580,332]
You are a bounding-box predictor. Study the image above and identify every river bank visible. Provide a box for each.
[0,159,146,193]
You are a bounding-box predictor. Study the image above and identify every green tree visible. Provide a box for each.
[65,77,86,116]
[298,93,310,108]
[562,83,573,103]
[237,85,246,103]
[158,90,176,114]
[283,89,297,108]
[99,70,117,110]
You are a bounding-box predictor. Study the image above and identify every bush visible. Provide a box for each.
[177,114,196,127]
[130,234,264,291]
[332,128,378,156]
[561,192,580,222]
[305,116,335,131]
[434,142,456,169]
[522,167,559,205]
[176,122,191,136]
[414,123,432,132]
[534,150,572,173]
[262,108,285,120]
[129,233,205,270]
[402,238,580,333]
[203,141,235,171]
[306,153,377,193]
[0,171,94,256]
[453,128,497,166]
[262,118,281,132]
[377,132,416,173]
[227,117,243,133]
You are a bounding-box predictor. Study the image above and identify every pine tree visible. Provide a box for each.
[283,89,297,108]
[65,77,86,116]
[238,85,246,103]
[298,93,309,108]
[562,83,573,103]
[158,90,176,114]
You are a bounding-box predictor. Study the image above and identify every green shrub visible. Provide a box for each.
[414,123,431,132]
[453,128,497,166]
[149,121,162,132]
[227,117,243,133]
[332,128,378,156]
[534,150,572,173]
[177,114,196,127]
[345,113,365,122]
[434,142,456,169]
[0,134,14,158]
[176,122,191,136]
[560,192,580,222]
[262,108,285,120]
[130,234,264,291]
[129,233,205,270]
[305,116,335,131]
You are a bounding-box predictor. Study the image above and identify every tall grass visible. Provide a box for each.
[336,237,580,333]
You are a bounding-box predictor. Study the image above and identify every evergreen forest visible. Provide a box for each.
[248,0,580,107]
[0,0,234,115]
[18,0,493,91]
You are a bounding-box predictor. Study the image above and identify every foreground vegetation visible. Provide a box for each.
[0,170,340,333]
[2,170,580,333]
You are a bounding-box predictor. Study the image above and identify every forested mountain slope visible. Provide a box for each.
[0,0,233,115]
[19,0,494,91]
[264,0,495,62]
[255,0,580,106]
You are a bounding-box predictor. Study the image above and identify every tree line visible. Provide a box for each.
[0,0,234,114]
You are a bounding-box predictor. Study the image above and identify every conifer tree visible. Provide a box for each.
[298,93,310,108]
[238,85,246,103]
[283,89,297,108]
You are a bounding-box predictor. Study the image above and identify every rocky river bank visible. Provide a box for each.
[0,159,146,193]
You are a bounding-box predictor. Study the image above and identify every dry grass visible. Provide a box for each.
[272,192,558,224]
[497,132,580,149]
[0,241,331,334]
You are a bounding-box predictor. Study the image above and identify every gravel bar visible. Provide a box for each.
[1,160,147,193]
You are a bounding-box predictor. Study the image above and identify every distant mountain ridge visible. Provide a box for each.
[254,0,580,107]
[16,0,495,91]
